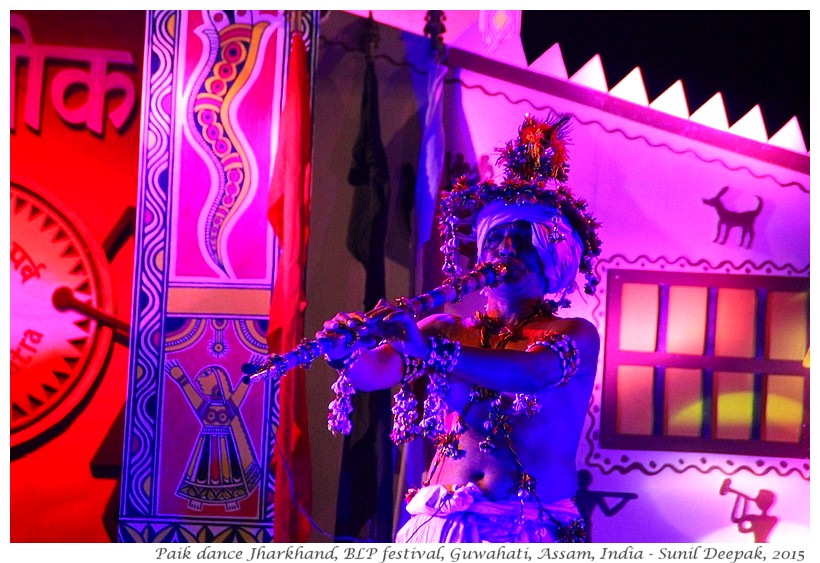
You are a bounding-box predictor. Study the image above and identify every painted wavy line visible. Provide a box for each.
[125,361,161,515]
[147,39,174,152]
[143,96,172,190]
[581,405,809,481]
[127,222,166,491]
[451,79,808,193]
[128,163,170,500]
[126,275,164,507]
[321,35,809,194]
[321,34,809,193]
[126,10,178,516]
[125,370,159,514]
[576,115,808,192]
[130,200,168,500]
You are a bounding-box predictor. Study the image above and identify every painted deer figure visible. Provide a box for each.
[702,186,763,249]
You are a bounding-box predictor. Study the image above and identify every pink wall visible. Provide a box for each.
[10,10,145,542]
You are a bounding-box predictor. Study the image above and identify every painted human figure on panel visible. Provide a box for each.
[575,469,638,542]
[166,360,261,511]
[721,479,777,543]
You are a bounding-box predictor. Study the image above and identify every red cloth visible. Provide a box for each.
[267,31,313,543]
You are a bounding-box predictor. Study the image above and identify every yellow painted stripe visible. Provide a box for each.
[167,287,270,316]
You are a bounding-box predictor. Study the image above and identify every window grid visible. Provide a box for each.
[601,269,809,458]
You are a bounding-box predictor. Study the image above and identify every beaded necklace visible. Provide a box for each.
[475,300,553,349]
[425,304,547,495]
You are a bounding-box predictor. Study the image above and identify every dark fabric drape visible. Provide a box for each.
[335,55,393,542]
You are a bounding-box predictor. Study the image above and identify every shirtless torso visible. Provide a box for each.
[324,219,600,541]
[420,312,598,504]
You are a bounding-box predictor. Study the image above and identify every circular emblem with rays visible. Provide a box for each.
[10,181,115,449]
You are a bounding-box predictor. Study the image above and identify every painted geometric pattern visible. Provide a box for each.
[188,14,270,275]
[120,9,177,518]
[119,9,320,542]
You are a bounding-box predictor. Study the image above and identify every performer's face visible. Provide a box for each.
[480,220,546,298]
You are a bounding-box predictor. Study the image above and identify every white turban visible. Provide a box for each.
[476,200,583,296]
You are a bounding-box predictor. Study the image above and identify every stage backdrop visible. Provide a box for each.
[118,10,317,542]
[10,10,145,542]
[306,10,809,543]
[434,22,809,543]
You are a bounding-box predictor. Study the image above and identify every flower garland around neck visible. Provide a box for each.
[473,300,553,349]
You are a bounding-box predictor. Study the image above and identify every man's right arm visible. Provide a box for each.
[319,310,453,392]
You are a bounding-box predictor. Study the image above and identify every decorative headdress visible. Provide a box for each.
[437,113,602,308]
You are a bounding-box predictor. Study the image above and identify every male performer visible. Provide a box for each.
[322,114,602,543]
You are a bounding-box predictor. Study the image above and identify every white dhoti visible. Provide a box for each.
[395,483,586,543]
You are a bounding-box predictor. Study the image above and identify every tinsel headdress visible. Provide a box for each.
[438,113,602,304]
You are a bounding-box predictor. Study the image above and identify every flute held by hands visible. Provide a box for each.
[241,261,507,384]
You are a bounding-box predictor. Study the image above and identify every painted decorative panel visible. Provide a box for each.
[119,10,318,542]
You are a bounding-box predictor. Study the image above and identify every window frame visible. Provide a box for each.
[601,268,810,458]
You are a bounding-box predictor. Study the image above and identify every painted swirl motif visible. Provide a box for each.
[191,13,269,274]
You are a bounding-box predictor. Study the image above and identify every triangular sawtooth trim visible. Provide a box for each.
[649,80,689,119]
[689,93,730,130]
[729,105,768,143]
[609,67,649,106]
[529,43,567,79]
[347,11,809,154]
[569,54,607,92]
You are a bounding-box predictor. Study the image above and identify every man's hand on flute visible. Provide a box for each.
[317,299,430,364]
